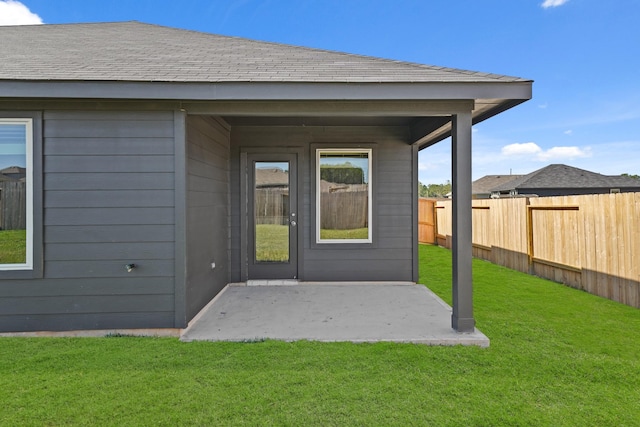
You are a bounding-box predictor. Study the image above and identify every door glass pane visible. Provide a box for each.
[254,161,289,262]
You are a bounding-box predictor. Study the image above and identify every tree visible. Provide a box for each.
[418,181,451,198]
[622,173,640,180]
[320,163,364,184]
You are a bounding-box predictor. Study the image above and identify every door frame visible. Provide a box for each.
[240,147,304,281]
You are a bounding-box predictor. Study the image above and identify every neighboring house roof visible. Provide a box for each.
[0,166,26,174]
[0,21,528,84]
[255,168,289,188]
[491,164,640,192]
[0,166,26,181]
[472,175,524,195]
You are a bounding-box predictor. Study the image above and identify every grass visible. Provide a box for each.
[0,245,638,425]
[255,226,370,261]
[320,227,368,240]
[255,224,289,261]
[0,229,26,264]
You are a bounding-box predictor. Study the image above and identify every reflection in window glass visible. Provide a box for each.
[317,149,371,243]
[0,120,31,269]
[254,162,290,262]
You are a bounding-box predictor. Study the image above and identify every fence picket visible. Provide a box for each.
[429,193,640,308]
[0,182,27,230]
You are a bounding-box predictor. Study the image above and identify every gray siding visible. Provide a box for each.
[0,110,177,332]
[1,110,418,332]
[184,116,230,321]
[230,125,415,282]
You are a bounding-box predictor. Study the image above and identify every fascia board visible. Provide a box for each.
[0,80,532,102]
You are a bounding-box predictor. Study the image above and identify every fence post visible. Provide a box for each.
[526,197,534,274]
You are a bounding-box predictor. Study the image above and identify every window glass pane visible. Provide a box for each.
[0,122,28,266]
[318,150,371,242]
[254,161,290,262]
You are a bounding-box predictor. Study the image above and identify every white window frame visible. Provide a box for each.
[0,118,33,271]
[316,148,372,244]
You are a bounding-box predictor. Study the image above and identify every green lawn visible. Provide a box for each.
[1,245,638,426]
[0,229,26,264]
[255,224,289,262]
[256,226,369,261]
[320,227,368,240]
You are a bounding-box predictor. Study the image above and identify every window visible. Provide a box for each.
[316,149,372,243]
[0,119,33,270]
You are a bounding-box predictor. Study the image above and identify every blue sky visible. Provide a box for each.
[2,0,639,183]
[0,123,27,169]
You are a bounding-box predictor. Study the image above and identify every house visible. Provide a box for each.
[471,174,524,199]
[0,166,27,182]
[489,164,640,198]
[0,22,532,333]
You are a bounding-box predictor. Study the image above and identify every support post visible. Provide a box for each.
[451,111,475,332]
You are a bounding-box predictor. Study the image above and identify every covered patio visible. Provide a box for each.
[181,282,489,346]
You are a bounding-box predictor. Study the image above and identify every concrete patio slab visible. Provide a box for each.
[181,283,489,347]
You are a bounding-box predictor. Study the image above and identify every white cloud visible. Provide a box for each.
[502,142,591,161]
[0,1,43,25]
[541,0,569,8]
[537,146,591,161]
[564,129,573,135]
[502,142,542,156]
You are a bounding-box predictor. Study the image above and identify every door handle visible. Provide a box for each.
[290,220,297,227]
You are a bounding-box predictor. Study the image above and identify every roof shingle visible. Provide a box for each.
[472,175,524,195]
[491,164,640,191]
[0,21,530,84]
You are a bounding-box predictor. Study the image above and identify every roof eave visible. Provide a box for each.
[415,97,530,149]
[0,79,532,144]
[0,79,532,102]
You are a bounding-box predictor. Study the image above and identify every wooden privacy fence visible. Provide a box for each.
[429,193,640,308]
[255,188,289,225]
[0,181,26,230]
[418,198,437,244]
[321,191,368,230]
[256,188,368,229]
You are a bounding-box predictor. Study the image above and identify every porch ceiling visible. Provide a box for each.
[222,115,450,148]
[0,95,524,148]
[186,97,526,148]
